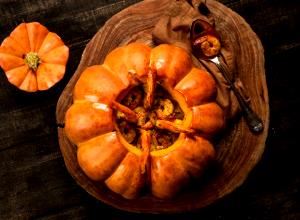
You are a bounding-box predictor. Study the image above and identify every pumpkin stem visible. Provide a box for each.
[24,52,40,71]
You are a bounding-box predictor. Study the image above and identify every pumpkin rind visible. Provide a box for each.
[73,65,126,104]
[10,23,31,53]
[150,44,193,87]
[19,69,38,92]
[0,37,26,57]
[151,135,215,199]
[0,53,24,72]
[0,22,69,92]
[104,43,151,86]
[175,67,217,106]
[26,22,49,52]
[65,101,114,145]
[105,152,146,199]
[36,63,66,90]
[5,65,29,87]
[64,43,224,199]
[77,132,127,181]
[191,103,225,136]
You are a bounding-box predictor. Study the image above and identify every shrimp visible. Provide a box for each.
[140,130,151,174]
[112,100,138,123]
[155,119,195,134]
[141,112,156,130]
[195,35,221,57]
[144,70,156,109]
[155,99,174,119]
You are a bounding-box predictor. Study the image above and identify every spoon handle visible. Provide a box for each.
[212,57,264,133]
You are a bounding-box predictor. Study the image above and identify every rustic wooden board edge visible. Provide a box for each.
[56,0,269,213]
[208,0,270,197]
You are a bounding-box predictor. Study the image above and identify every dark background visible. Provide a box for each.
[0,0,299,219]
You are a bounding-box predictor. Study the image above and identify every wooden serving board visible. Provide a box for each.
[56,0,269,213]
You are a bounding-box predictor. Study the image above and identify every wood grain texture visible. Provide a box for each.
[56,0,269,213]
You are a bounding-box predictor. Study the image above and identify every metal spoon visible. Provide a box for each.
[190,19,263,133]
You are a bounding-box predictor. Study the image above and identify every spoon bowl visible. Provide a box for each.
[190,19,263,133]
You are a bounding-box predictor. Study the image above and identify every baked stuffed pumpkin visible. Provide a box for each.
[64,43,225,199]
[0,22,69,92]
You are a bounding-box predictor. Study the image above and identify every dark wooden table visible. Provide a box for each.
[0,0,299,219]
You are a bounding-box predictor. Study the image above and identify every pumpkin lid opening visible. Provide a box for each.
[114,83,192,156]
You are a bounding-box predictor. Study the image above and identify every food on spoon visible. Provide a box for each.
[64,43,225,199]
[194,35,221,57]
[0,22,69,92]
[190,19,221,58]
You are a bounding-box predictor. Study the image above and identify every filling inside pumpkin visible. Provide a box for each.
[114,85,186,151]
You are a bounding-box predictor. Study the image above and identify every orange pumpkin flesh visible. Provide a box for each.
[0,22,69,92]
[65,43,225,199]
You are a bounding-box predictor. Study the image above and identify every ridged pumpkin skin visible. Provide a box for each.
[64,43,225,199]
[0,22,69,92]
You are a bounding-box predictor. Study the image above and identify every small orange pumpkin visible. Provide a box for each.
[0,22,69,92]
